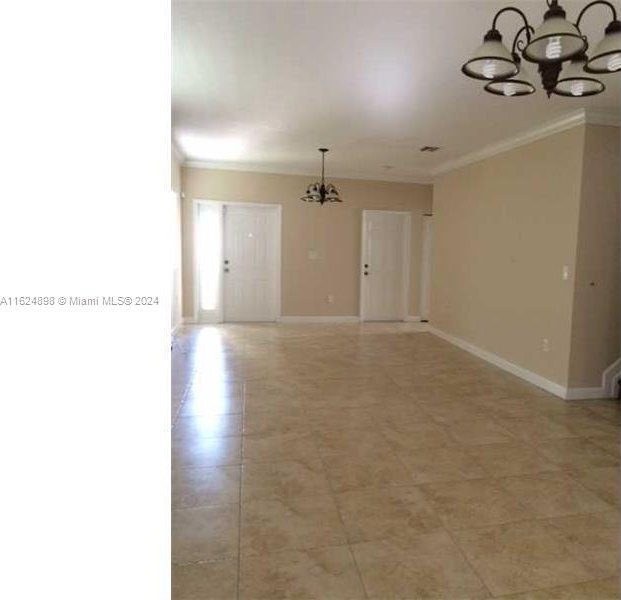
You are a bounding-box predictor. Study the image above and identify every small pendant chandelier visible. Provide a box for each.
[300,148,342,205]
[462,0,621,98]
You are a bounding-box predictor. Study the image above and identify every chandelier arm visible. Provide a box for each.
[492,6,532,37]
[512,24,535,55]
[576,0,618,30]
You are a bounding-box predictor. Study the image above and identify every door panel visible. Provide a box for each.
[361,211,409,321]
[223,206,279,322]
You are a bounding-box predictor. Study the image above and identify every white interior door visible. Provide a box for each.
[361,210,410,321]
[223,205,280,322]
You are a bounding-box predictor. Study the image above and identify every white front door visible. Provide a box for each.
[360,210,410,321]
[223,205,280,322]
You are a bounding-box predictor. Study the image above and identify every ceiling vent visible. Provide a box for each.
[420,146,440,152]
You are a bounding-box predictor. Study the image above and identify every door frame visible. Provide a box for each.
[419,214,433,321]
[192,199,282,324]
[359,210,412,322]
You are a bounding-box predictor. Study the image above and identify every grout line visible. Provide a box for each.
[235,382,246,600]
[305,412,371,600]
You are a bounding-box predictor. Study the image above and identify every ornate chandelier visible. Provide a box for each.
[300,148,342,205]
[462,0,621,97]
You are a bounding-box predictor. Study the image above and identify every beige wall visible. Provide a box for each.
[171,152,183,330]
[431,127,586,387]
[181,168,432,318]
[568,126,620,387]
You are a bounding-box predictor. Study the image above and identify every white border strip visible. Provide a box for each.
[278,316,360,324]
[427,326,567,398]
[565,387,607,400]
[428,325,616,400]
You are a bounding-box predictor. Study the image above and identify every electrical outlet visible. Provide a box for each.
[562,265,569,281]
[308,249,319,260]
[327,294,334,304]
[542,338,550,352]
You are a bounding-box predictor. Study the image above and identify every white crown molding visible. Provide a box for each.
[431,109,587,177]
[182,159,434,185]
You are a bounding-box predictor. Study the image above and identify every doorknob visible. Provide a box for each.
[364,271,369,276]
[224,268,230,273]
[224,259,229,265]
[364,264,369,268]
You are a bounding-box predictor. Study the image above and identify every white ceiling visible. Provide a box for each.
[172,1,620,182]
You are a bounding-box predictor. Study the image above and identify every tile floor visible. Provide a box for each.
[171,323,620,599]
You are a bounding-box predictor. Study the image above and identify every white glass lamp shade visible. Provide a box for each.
[585,21,621,73]
[301,182,322,202]
[462,30,518,80]
[324,184,341,202]
[553,56,605,97]
[484,62,536,96]
[523,14,586,63]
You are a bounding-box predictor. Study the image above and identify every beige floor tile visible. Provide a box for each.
[419,400,490,424]
[380,421,454,452]
[241,458,331,501]
[465,443,559,477]
[242,431,320,463]
[304,406,376,432]
[550,413,620,438]
[242,408,309,436]
[535,438,619,469]
[240,495,347,556]
[172,504,239,564]
[587,435,619,457]
[179,393,244,417]
[454,521,594,596]
[445,418,516,445]
[314,429,392,457]
[421,479,532,530]
[239,546,366,599]
[567,467,619,506]
[398,445,489,484]
[172,465,241,508]
[480,397,543,419]
[543,511,619,578]
[495,415,579,443]
[352,532,489,599]
[322,448,414,493]
[172,414,243,440]
[172,559,238,600]
[497,472,612,518]
[172,436,242,468]
[298,376,403,408]
[172,324,621,599]
[498,577,619,599]
[335,486,443,543]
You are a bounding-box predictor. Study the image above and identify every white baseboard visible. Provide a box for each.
[278,315,360,324]
[427,326,567,399]
[564,387,607,400]
[404,315,422,322]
